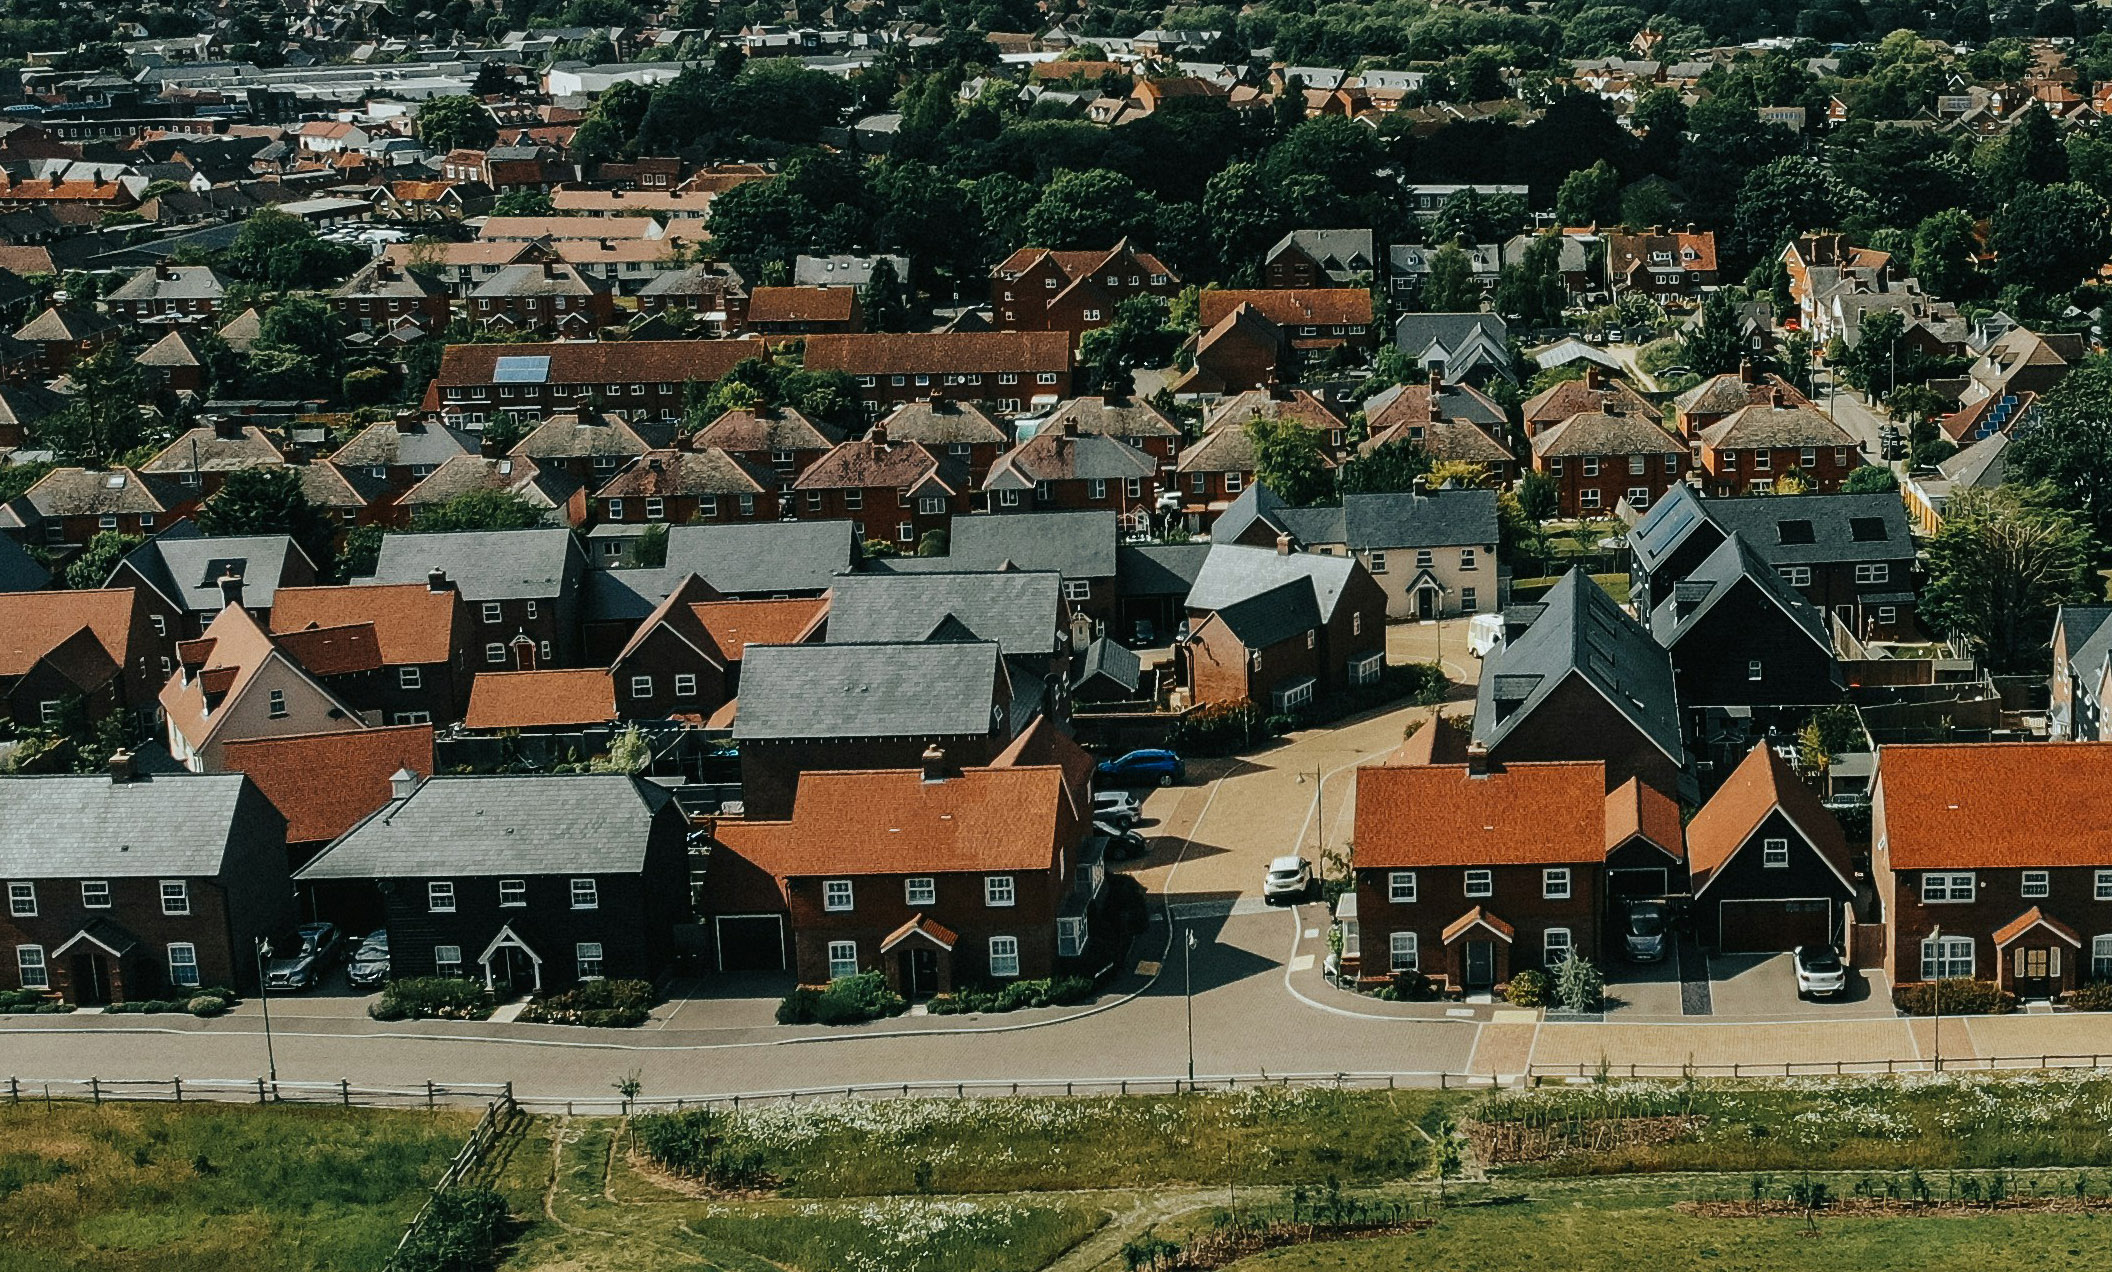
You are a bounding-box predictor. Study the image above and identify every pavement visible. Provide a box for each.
[11,620,2111,1098]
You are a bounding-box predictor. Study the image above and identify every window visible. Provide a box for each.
[1922,872,1976,903]
[576,942,605,980]
[1459,547,1477,571]
[1543,868,1571,900]
[1763,838,1790,868]
[167,943,200,988]
[1037,372,1058,385]
[499,879,526,907]
[1877,606,1898,625]
[1580,489,1601,509]
[1627,488,1651,508]
[2022,870,2050,898]
[1628,453,1647,475]
[805,491,823,512]
[398,666,422,691]
[827,940,859,980]
[1581,457,1601,477]
[1058,916,1087,957]
[38,701,57,725]
[267,689,287,719]
[4,881,37,917]
[1465,869,1492,898]
[988,935,1021,978]
[1389,871,1417,903]
[1126,477,1142,498]
[629,675,653,699]
[151,614,166,636]
[1062,579,1091,602]
[674,673,697,697]
[1752,451,1771,471]
[1368,551,1387,575]
[482,602,502,623]
[1544,928,1573,966]
[1390,930,1419,971]
[1462,587,1478,610]
[434,945,462,978]
[1921,935,1974,980]
[897,522,915,542]
[570,878,598,910]
[985,875,1016,907]
[918,495,946,515]
[1548,457,1564,475]
[2095,934,2112,980]
[485,643,506,664]
[1086,478,1106,501]
[1854,563,1890,584]
[824,879,854,911]
[2098,870,2112,901]
[1000,489,1020,507]
[644,496,665,521]
[1306,629,1317,650]
[428,881,456,912]
[160,880,188,916]
[1415,548,1433,570]
[17,945,47,990]
[1353,613,1363,636]
[844,489,863,511]
[80,880,109,909]
[906,877,936,906]
[697,495,718,518]
[1748,660,1764,681]
[1224,473,1243,493]
[1781,565,1812,588]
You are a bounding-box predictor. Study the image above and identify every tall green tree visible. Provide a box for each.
[1680,290,1748,378]
[1078,295,1175,397]
[197,465,335,574]
[1421,243,1482,313]
[63,530,141,589]
[2010,354,2112,547]
[1910,208,1981,301]
[1020,169,1158,249]
[1992,183,2112,298]
[1554,160,1621,227]
[35,342,148,465]
[1492,233,1567,327]
[1981,102,2067,202]
[1921,484,2093,673]
[1244,414,1333,506]
[860,257,910,333]
[414,95,497,152]
[410,490,545,533]
[1336,441,1433,496]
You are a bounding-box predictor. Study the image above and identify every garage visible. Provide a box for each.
[1607,867,1668,899]
[1719,899,1834,954]
[713,914,787,971]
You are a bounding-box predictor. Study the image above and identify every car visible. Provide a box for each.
[1096,749,1185,787]
[346,930,390,988]
[1095,823,1150,860]
[264,921,343,991]
[1794,944,1849,999]
[1129,618,1157,648]
[1263,854,1313,902]
[1623,899,1668,962]
[1091,789,1144,826]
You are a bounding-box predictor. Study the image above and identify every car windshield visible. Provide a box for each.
[1803,949,1843,972]
[1628,911,1664,937]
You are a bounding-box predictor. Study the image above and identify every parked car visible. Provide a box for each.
[1794,944,1849,999]
[1129,618,1157,648]
[1263,854,1313,903]
[1095,822,1150,860]
[265,921,343,991]
[346,930,390,989]
[1623,900,1668,962]
[1096,749,1185,787]
[1092,789,1144,826]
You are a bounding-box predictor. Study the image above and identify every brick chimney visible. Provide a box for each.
[216,571,243,610]
[870,422,889,448]
[1769,386,1784,408]
[1738,358,1756,385]
[1583,364,1603,391]
[107,750,137,784]
[541,261,558,279]
[426,567,450,593]
[1426,366,1442,393]
[1428,387,1443,425]
[1465,739,1489,777]
[920,743,948,783]
[1058,418,1078,437]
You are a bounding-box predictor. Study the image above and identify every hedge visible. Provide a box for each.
[636,1109,770,1189]
[926,975,1095,1015]
[370,976,494,1022]
[1893,977,2014,1016]
[777,971,905,1025]
[517,978,655,1027]
[103,986,238,1018]
[0,987,72,1014]
[2066,980,2112,1011]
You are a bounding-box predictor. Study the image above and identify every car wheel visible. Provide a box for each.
[1159,774,1173,787]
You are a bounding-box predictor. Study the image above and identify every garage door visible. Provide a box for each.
[1719,899,1833,954]
[714,914,787,971]
[1608,868,1668,899]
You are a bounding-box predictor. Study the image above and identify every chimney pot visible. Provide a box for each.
[920,743,947,782]
[1465,739,1489,776]
[216,571,243,610]
[107,750,137,784]
[1275,531,1293,556]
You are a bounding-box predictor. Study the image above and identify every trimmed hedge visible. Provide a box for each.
[370,976,493,1022]
[777,971,906,1025]
[0,987,72,1014]
[517,978,656,1027]
[2067,980,2112,1011]
[1894,977,2014,1016]
[104,986,238,1018]
[926,975,1095,1015]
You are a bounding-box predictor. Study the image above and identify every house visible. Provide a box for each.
[1473,570,1692,802]
[1530,411,1687,517]
[990,240,1179,339]
[426,340,765,431]
[984,422,1158,521]
[794,253,911,291]
[1520,366,1655,439]
[102,529,317,642]
[508,407,674,487]
[218,724,436,867]
[1903,431,2009,537]
[1696,394,1864,496]
[1386,242,1501,305]
[705,731,1093,991]
[1684,742,1856,953]
[633,262,749,330]
[1359,373,1517,478]
[1392,312,1514,384]
[1956,324,2084,408]
[804,331,1074,416]
[1171,302,1288,395]
[2050,605,2112,742]
[1672,364,1815,438]
[329,258,451,335]
[134,329,207,394]
[790,426,970,549]
[394,455,584,530]
[1647,533,1841,715]
[18,468,195,549]
[161,600,371,772]
[1264,229,1377,289]
[13,306,118,376]
[1196,289,1376,360]
[653,520,856,597]
[294,772,691,994]
[1783,234,1891,325]
[744,285,864,336]
[945,510,1119,631]
[690,406,844,488]
[138,421,287,497]
[1038,396,1181,464]
[1214,484,1501,620]
[462,668,621,733]
[826,569,1070,688]
[104,263,229,325]
[1870,742,2112,1002]
[595,449,782,527]
[0,763,294,1003]
[329,416,479,509]
[1180,541,1388,712]
[269,579,474,726]
[1605,228,1718,305]
[605,574,736,723]
[366,528,588,669]
[1352,745,1606,993]
[870,397,1011,486]
[0,588,174,734]
[468,261,616,335]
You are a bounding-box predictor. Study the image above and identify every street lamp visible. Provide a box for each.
[255,938,279,1088]
[1927,924,1942,1074]
[1183,928,1198,1085]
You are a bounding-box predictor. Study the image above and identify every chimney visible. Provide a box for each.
[870,422,889,448]
[541,261,558,279]
[1428,387,1443,425]
[1737,358,1756,385]
[1769,386,1784,408]
[1583,365,1603,391]
[1059,418,1078,438]
[920,743,948,783]
[389,767,421,800]
[107,750,137,784]
[1275,531,1293,556]
[426,567,450,592]
[1426,367,1442,394]
[216,571,243,610]
[927,387,945,408]
[598,238,611,251]
[1465,740,1489,777]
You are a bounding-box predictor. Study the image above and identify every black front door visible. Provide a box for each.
[1417,587,1437,620]
[909,948,940,999]
[1464,940,1494,988]
[72,953,107,1005]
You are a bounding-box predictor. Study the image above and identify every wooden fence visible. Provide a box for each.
[384,1090,522,1272]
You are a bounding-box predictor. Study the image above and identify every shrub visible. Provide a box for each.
[636,1109,770,1189]
[1893,977,2014,1016]
[2066,980,2112,1011]
[927,975,1096,1015]
[370,976,492,1022]
[1164,700,1272,756]
[187,995,228,1017]
[812,971,906,1025]
[776,984,824,1025]
[1505,969,1551,1008]
[1554,957,1604,1012]
[392,1185,511,1272]
[1372,970,1439,1002]
[518,978,655,1027]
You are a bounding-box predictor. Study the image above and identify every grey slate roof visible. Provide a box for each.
[1073,635,1141,693]
[1703,492,1911,566]
[0,529,49,591]
[825,570,1063,656]
[1117,542,1210,597]
[1213,579,1323,648]
[2060,604,2112,685]
[1473,570,1684,766]
[114,528,313,615]
[1188,543,1356,623]
[1648,532,1830,651]
[948,510,1118,579]
[369,528,584,602]
[1342,490,1499,550]
[0,773,251,877]
[734,640,1006,740]
[295,774,671,879]
[661,520,857,595]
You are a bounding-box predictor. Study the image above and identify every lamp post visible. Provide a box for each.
[1184,928,1198,1085]
[1928,924,1942,1074]
[255,938,278,1088]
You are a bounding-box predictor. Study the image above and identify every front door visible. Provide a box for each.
[908,948,940,1000]
[1417,587,1437,620]
[2015,945,2057,1000]
[1464,940,1494,988]
[71,953,108,1005]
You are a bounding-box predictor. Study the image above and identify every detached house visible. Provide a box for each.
[269,579,475,726]
[1214,483,1501,620]
[594,449,782,526]
[19,467,196,550]
[1181,541,1387,712]
[1530,411,1687,517]
[871,397,1011,486]
[1264,229,1377,289]
[1696,394,1864,495]
[690,406,845,490]
[509,407,674,486]
[990,240,1179,340]
[161,600,370,772]
[105,264,229,325]
[139,421,287,497]
[1039,395,1182,464]
[0,588,175,733]
[1605,227,1718,305]
[1647,533,1841,714]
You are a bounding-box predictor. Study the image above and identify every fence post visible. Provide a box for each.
[6,1076,14,1104]
[257,1077,266,1105]
[426,1080,436,1110]
[1440,1072,1447,1091]
[90,1076,99,1106]
[342,1079,352,1107]
[173,1076,182,1103]
[1732,1063,1741,1078]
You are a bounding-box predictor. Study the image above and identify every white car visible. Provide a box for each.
[1091,790,1143,826]
[1794,945,1848,999]
[1263,855,1312,903]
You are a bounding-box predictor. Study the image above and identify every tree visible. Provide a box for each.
[1421,243,1481,313]
[1492,233,1567,328]
[63,530,141,589]
[1680,290,1749,379]
[338,526,383,581]
[490,190,555,216]
[1517,470,1558,522]
[196,465,334,573]
[35,341,148,465]
[1020,168,1157,249]
[1910,208,1981,301]
[1993,183,2112,298]
[1335,441,1432,496]
[224,208,364,290]
[2011,355,2112,546]
[410,490,545,533]
[1982,102,2067,201]
[860,257,910,333]
[1921,485,2093,673]
[1554,955,1604,1012]
[416,95,497,152]
[1730,155,1849,265]
[1078,295,1175,396]
[1426,460,1497,488]
[1842,466,1899,493]
[1554,159,1621,227]
[1245,414,1333,506]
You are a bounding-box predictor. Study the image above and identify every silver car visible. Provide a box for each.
[1795,945,1848,999]
[1263,855,1312,903]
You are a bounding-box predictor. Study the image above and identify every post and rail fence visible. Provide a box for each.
[384,1089,522,1272]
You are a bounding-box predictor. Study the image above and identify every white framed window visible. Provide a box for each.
[1748,660,1764,681]
[397,665,423,691]
[1087,478,1106,500]
[7,882,34,917]
[1627,487,1650,508]
[1306,630,1317,650]
[1459,547,1477,570]
[999,489,1020,506]
[2094,934,2112,980]
[1544,927,1573,966]
[576,942,604,980]
[645,497,665,520]
[167,942,200,988]
[1388,871,1417,903]
[160,880,189,916]
[674,673,697,697]
[905,877,936,906]
[1057,915,1087,957]
[434,945,463,977]
[1367,551,1387,575]
[16,945,47,990]
[80,880,110,909]
[1415,548,1433,569]
[428,880,456,912]
[897,522,915,542]
[1224,472,1243,493]
[570,878,598,910]
[1465,869,1492,899]
[1581,457,1601,477]
[1921,935,1974,980]
[1062,579,1091,602]
[499,879,527,907]
[630,675,653,699]
[823,879,854,911]
[2097,870,2112,901]
[988,935,1021,978]
[1580,488,1601,509]
[1877,606,1898,624]
[1753,450,1772,471]
[1781,565,1811,587]
[2022,870,2050,898]
[485,643,506,664]
[1352,613,1363,636]
[1628,453,1647,475]
[827,940,858,980]
[267,689,287,719]
[1461,587,1478,611]
[482,602,502,623]
[1923,872,1975,903]
[985,875,1015,907]
[1390,930,1419,971]
[1763,838,1789,869]
[1543,867,1571,900]
[1854,563,1890,584]
[698,495,719,517]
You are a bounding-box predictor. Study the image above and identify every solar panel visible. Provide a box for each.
[492,355,551,384]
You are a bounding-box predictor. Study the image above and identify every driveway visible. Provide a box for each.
[1706,952,1895,1020]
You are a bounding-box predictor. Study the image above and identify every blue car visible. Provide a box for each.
[1096,749,1185,787]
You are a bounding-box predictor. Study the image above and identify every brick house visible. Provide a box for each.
[1263,229,1377,289]
[1196,289,1376,359]
[634,262,750,330]
[139,421,287,498]
[1213,484,1501,620]
[366,528,588,669]
[1697,394,1864,495]
[104,264,229,326]
[1520,366,1655,440]
[1359,374,1517,481]
[990,240,1179,339]
[330,258,452,336]
[1039,395,1182,465]
[18,467,197,549]
[0,764,294,1003]
[2050,606,2112,742]
[1672,365,1815,439]
[803,332,1073,416]
[594,449,782,525]
[509,407,675,488]
[1606,227,1719,305]
[426,340,765,431]
[872,397,1012,488]
[744,285,864,336]
[790,426,971,548]
[295,772,691,994]
[394,455,585,529]
[104,531,318,641]
[689,406,845,492]
[0,587,177,733]
[1530,411,1688,517]
[984,422,1158,520]
[1872,742,2112,1002]
[1684,742,1857,953]
[1180,541,1388,712]
[608,575,734,722]
[162,600,373,772]
[1170,421,1261,530]
[13,306,119,377]
[1171,303,1284,395]
[945,510,1121,633]
[270,578,475,726]
[468,261,616,335]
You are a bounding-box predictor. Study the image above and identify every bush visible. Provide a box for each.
[392,1185,510,1272]
[636,1109,770,1189]
[106,999,182,1014]
[1371,970,1440,1002]
[2066,980,2112,1011]
[776,984,824,1025]
[188,995,228,1017]
[1505,969,1551,1008]
[371,976,493,1022]
[1164,699,1272,756]
[926,975,1096,1015]
[812,971,906,1025]
[517,978,656,1027]
[1554,957,1604,1012]
[1893,977,2014,1016]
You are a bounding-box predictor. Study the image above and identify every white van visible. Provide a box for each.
[1466,612,1507,659]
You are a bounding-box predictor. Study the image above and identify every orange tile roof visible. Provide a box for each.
[1442,906,1515,943]
[1992,906,2082,948]
[880,913,959,951]
[1877,742,2112,869]
[1198,288,1372,329]
[273,622,384,677]
[271,583,460,666]
[803,331,1070,376]
[690,597,827,661]
[1354,760,1606,867]
[1605,775,1684,859]
[1685,743,1851,893]
[715,764,1072,877]
[0,589,137,677]
[220,724,434,843]
[462,668,617,730]
[746,285,859,324]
